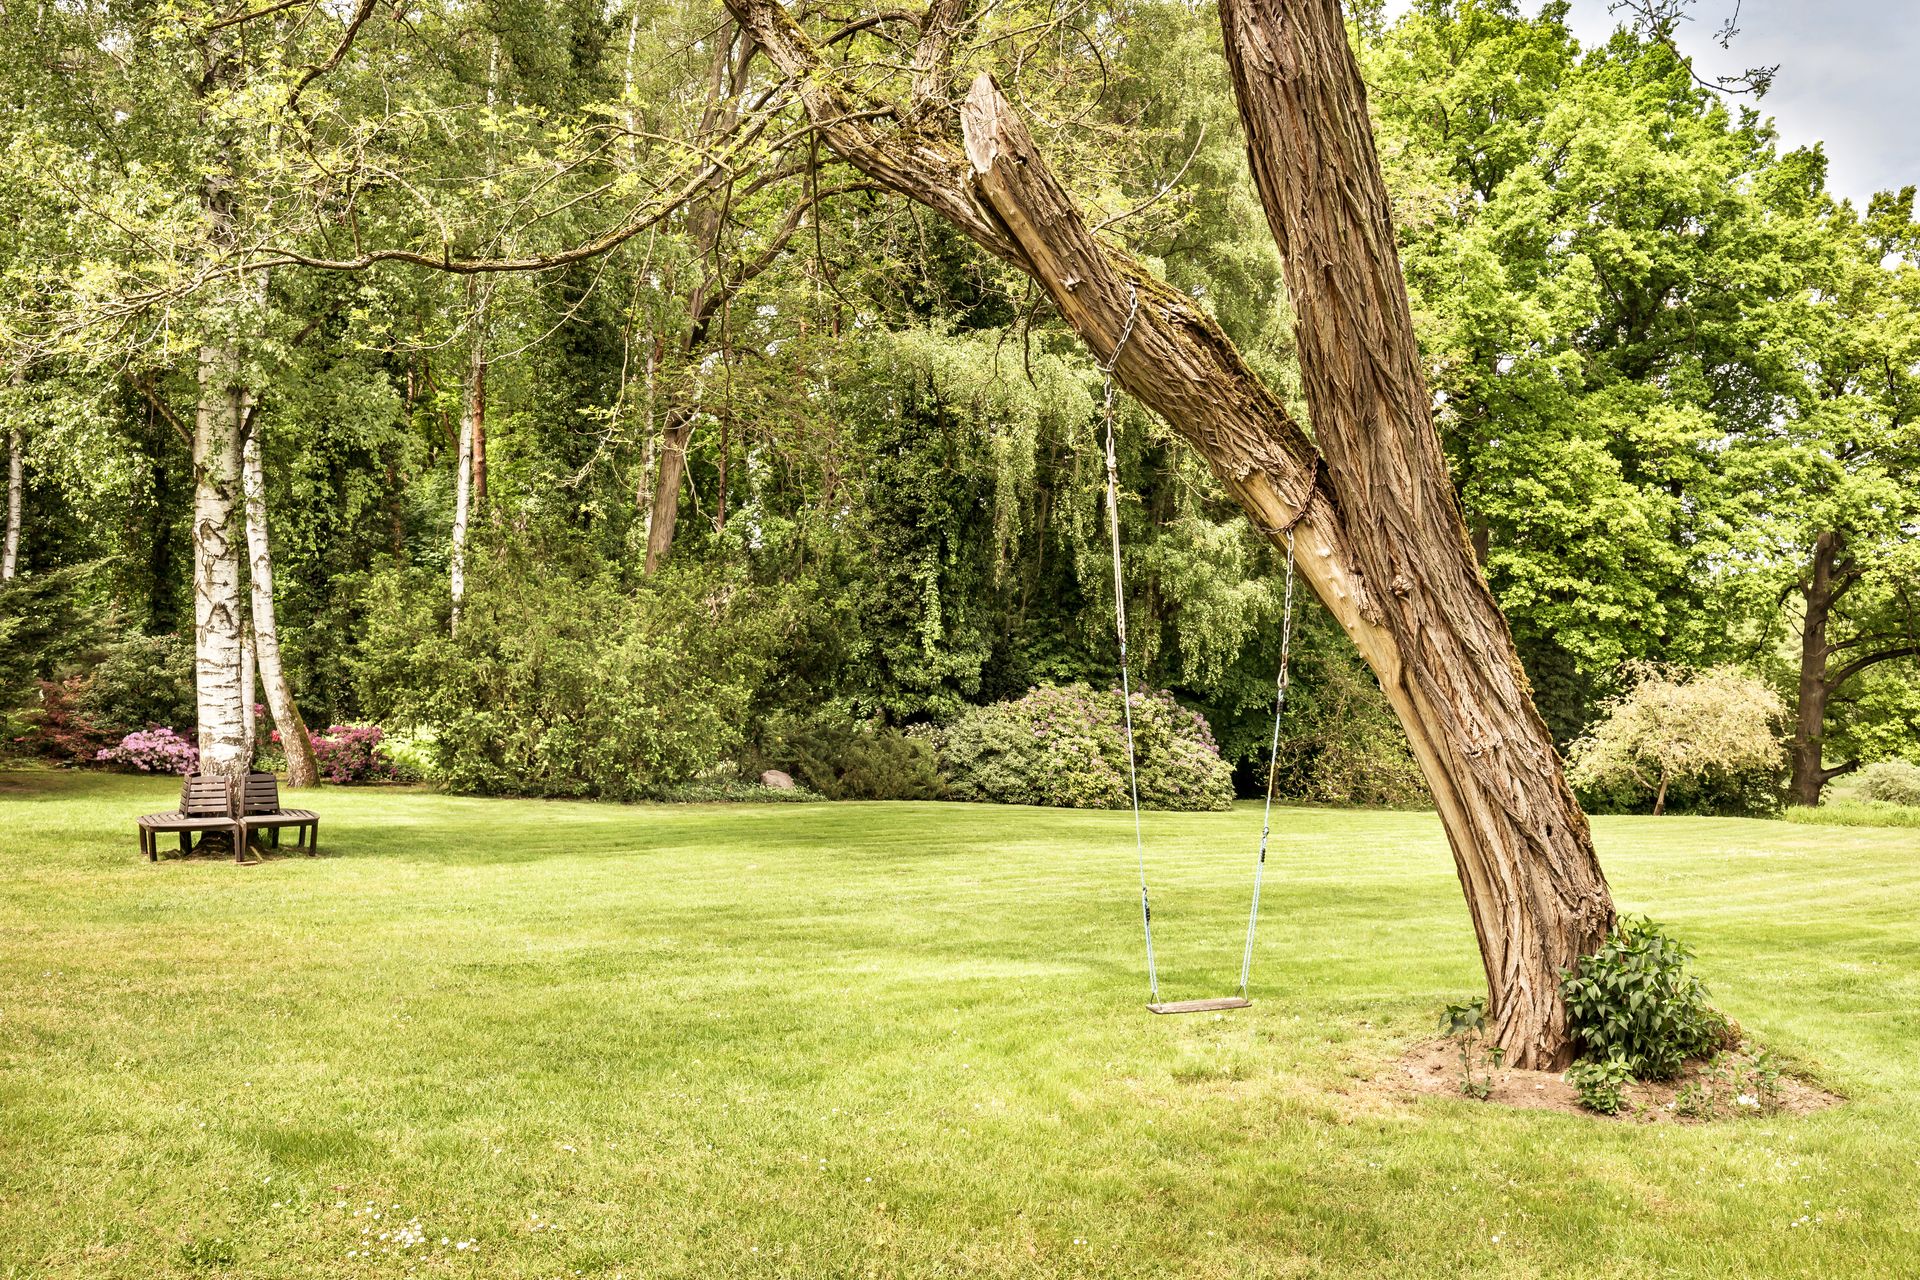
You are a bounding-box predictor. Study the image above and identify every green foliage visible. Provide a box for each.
[1438,996,1504,1101]
[354,555,785,801]
[74,633,195,736]
[938,683,1233,811]
[1783,800,1920,830]
[1566,1052,1635,1116]
[769,715,946,801]
[1671,1047,1784,1120]
[1858,761,1920,807]
[1561,917,1730,1081]
[0,564,107,719]
[1568,664,1786,815]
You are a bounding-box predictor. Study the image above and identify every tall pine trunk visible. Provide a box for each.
[242,423,319,787]
[1214,0,1613,1065]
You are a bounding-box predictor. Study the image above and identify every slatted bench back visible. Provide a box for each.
[179,774,233,818]
[242,773,283,816]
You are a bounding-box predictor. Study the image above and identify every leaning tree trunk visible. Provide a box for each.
[193,343,251,788]
[1215,0,1613,1064]
[724,0,1612,1066]
[242,423,319,787]
[2,423,20,581]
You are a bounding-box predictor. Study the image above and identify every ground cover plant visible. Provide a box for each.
[3,772,1917,1278]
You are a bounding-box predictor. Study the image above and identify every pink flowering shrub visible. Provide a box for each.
[937,682,1233,811]
[97,727,199,775]
[307,724,401,785]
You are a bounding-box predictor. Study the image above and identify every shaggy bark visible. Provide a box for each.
[724,0,1614,1066]
[1216,0,1614,1066]
[242,423,319,787]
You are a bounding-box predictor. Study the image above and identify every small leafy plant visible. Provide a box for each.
[1672,1047,1784,1119]
[1566,1051,1635,1115]
[1561,915,1729,1080]
[1439,996,1505,1100]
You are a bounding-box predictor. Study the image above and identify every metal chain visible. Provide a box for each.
[1098,279,1157,1001]
[1240,529,1297,997]
[1103,366,1155,1003]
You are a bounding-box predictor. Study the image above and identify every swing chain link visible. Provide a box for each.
[1101,275,1295,1009]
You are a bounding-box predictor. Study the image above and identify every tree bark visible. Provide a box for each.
[242,423,319,787]
[451,372,473,632]
[1214,0,1613,1065]
[3,423,20,581]
[723,0,1614,1066]
[1787,531,1841,806]
[193,343,251,787]
[1784,529,1919,805]
[644,407,695,574]
[451,284,486,631]
[471,358,488,507]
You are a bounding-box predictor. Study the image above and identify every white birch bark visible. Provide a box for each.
[2,424,20,581]
[193,343,250,786]
[242,423,320,785]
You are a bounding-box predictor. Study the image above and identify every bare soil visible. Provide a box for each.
[1378,1038,1843,1122]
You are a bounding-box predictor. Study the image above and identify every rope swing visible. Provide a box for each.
[1099,283,1301,1016]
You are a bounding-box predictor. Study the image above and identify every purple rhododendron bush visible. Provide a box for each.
[935,682,1234,811]
[296,725,402,785]
[95,727,199,774]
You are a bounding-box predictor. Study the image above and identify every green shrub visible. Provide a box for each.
[1565,1052,1634,1115]
[353,558,784,801]
[1858,760,1920,807]
[771,714,945,800]
[1568,664,1786,816]
[1561,915,1729,1080]
[938,682,1233,811]
[76,633,196,736]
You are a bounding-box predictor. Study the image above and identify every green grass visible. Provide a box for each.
[3,771,1918,1278]
[1784,799,1920,829]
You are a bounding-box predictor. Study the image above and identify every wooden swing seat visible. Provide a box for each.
[1147,997,1252,1015]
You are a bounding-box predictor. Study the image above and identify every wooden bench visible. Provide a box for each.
[238,773,319,856]
[136,775,242,862]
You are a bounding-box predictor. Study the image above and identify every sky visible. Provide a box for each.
[1379,0,1920,203]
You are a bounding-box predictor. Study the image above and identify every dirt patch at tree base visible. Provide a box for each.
[1383,1038,1842,1122]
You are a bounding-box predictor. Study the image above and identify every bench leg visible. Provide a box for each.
[309,822,319,857]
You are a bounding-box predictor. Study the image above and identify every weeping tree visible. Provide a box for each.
[721,0,1614,1066]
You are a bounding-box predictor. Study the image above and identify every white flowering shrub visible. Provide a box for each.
[1567,664,1786,815]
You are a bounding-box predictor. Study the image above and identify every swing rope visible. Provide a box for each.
[1099,280,1299,1010]
[1240,528,1296,999]
[1100,284,1156,1002]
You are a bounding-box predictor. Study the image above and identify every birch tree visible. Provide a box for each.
[242,421,320,786]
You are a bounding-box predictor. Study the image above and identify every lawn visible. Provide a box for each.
[3,771,1918,1278]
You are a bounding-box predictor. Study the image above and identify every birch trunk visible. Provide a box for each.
[194,343,250,788]
[451,370,474,632]
[242,424,319,786]
[2,424,20,581]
